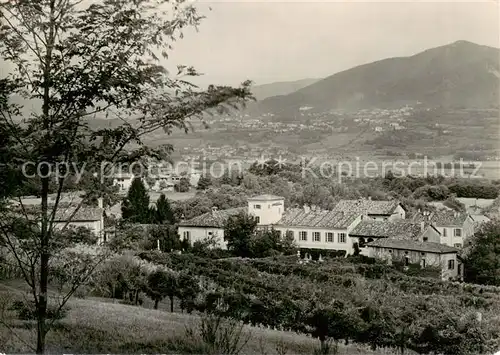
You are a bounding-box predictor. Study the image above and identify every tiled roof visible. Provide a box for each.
[275,208,359,229]
[470,214,490,223]
[54,207,103,222]
[247,194,284,201]
[367,239,458,254]
[350,220,422,240]
[412,210,469,227]
[332,199,401,215]
[179,207,246,228]
[17,205,103,222]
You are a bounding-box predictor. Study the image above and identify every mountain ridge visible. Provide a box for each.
[250,78,319,100]
[251,40,500,116]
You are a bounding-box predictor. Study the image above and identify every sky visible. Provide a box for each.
[164,0,500,87]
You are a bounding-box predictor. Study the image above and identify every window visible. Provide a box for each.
[299,231,307,241]
[286,231,294,240]
[183,231,191,241]
[404,256,409,266]
[448,259,455,270]
[454,229,462,237]
[421,259,426,268]
[423,237,428,242]
[338,233,346,243]
[454,243,462,248]
[443,229,447,237]
[326,232,334,243]
[276,230,282,237]
[208,231,213,236]
[254,204,261,209]
[313,232,321,242]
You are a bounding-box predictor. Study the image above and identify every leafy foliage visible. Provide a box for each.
[464,220,500,286]
[145,269,178,311]
[137,252,500,355]
[121,178,152,224]
[152,194,176,225]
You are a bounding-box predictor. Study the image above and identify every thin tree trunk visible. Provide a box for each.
[154,299,159,309]
[170,296,174,312]
[37,1,56,351]
[134,290,139,305]
[37,178,50,354]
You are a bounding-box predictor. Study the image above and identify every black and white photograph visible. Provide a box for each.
[0,0,499,354]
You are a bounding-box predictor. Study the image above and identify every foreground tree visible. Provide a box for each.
[0,0,253,352]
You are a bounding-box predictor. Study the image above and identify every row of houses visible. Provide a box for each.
[113,171,201,193]
[10,192,490,281]
[178,195,485,280]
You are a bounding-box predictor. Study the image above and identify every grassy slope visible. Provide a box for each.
[0,282,400,354]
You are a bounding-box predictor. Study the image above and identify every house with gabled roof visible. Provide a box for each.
[10,199,105,244]
[332,198,406,221]
[412,210,474,248]
[366,239,461,281]
[178,207,246,249]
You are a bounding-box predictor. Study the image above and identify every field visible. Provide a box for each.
[0,282,398,354]
[2,252,500,354]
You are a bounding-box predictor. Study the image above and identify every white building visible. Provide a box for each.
[273,206,362,255]
[178,207,246,249]
[14,198,105,244]
[247,194,285,225]
[412,210,475,248]
[113,173,135,192]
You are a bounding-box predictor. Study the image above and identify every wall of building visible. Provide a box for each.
[421,226,441,243]
[274,226,354,254]
[369,247,459,280]
[178,226,227,249]
[440,252,460,280]
[435,216,474,248]
[248,199,284,225]
[393,204,406,220]
[53,220,104,243]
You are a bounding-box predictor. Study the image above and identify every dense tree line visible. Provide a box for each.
[172,161,499,222]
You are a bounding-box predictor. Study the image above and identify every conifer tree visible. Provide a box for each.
[122,178,151,224]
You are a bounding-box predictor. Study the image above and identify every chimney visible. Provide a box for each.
[97,197,103,209]
[420,221,425,232]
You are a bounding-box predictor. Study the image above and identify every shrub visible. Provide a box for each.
[10,300,69,321]
[184,313,250,355]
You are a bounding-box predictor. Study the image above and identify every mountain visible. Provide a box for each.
[254,41,500,115]
[250,78,319,101]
